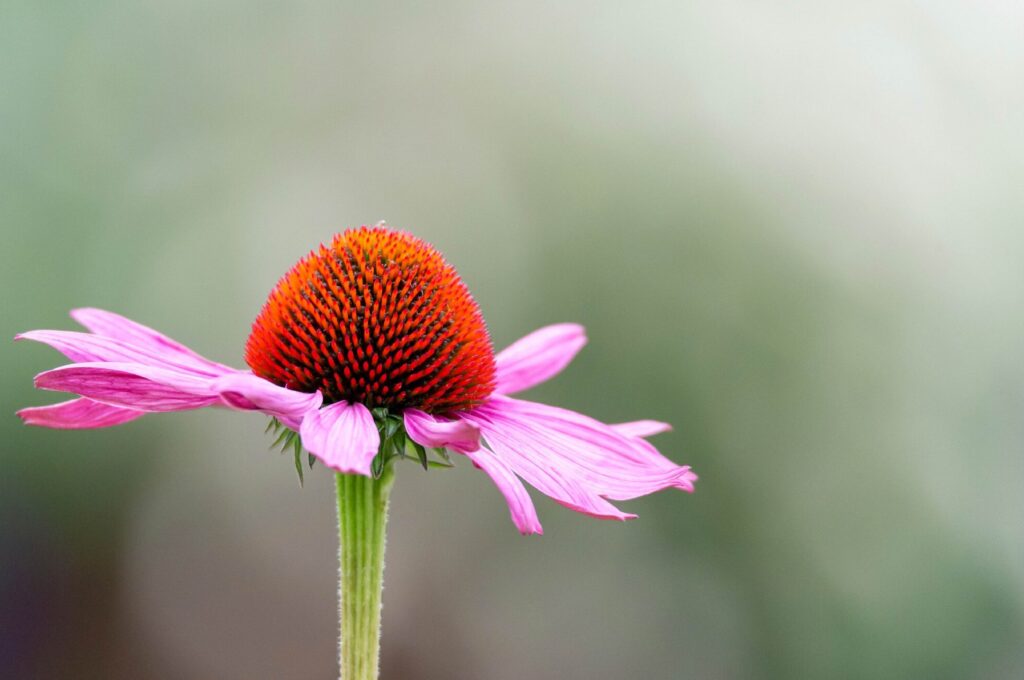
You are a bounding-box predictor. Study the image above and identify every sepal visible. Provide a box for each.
[371,407,456,475]
[266,409,458,484]
[266,417,309,486]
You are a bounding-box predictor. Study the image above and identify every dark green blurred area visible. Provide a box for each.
[3,2,1023,679]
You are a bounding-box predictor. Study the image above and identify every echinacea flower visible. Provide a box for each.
[18,226,696,534]
[20,225,698,679]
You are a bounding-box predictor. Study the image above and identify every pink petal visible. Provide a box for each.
[34,362,219,412]
[611,420,673,438]
[18,398,145,429]
[299,401,380,476]
[460,405,638,522]
[501,397,689,478]
[403,408,481,453]
[16,330,231,378]
[70,308,233,375]
[461,396,696,525]
[518,398,697,492]
[462,445,543,535]
[494,323,587,394]
[213,372,323,428]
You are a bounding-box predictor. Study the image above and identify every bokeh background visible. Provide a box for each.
[3,2,1023,679]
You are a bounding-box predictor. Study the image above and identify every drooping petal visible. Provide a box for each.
[213,372,323,428]
[403,408,481,453]
[17,398,145,429]
[16,330,231,378]
[461,445,543,535]
[460,405,638,523]
[493,323,586,395]
[501,397,691,480]
[460,396,696,528]
[519,397,697,492]
[610,420,672,438]
[70,308,234,375]
[34,362,219,412]
[299,401,380,476]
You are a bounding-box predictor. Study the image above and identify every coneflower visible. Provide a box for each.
[18,225,696,679]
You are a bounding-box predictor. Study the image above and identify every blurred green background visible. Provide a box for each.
[3,2,1023,679]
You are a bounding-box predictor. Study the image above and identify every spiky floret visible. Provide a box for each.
[245,226,496,413]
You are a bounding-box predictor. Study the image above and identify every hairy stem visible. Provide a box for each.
[336,466,395,680]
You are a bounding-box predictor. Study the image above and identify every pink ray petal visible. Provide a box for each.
[497,397,689,477]
[460,406,638,522]
[16,330,231,378]
[213,372,323,428]
[299,401,380,476]
[497,397,698,495]
[17,398,145,429]
[461,396,695,525]
[461,444,543,535]
[34,362,219,412]
[493,323,587,395]
[70,308,233,375]
[403,408,481,453]
[611,420,673,438]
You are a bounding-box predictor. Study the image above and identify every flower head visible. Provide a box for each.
[18,225,696,533]
[245,227,495,412]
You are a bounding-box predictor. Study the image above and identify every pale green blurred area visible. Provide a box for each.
[2,1,1023,678]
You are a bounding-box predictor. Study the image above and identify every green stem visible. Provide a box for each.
[336,465,395,680]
